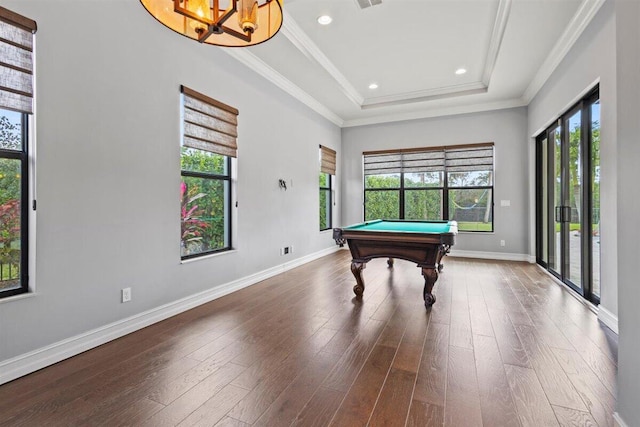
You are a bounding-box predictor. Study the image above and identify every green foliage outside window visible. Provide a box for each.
[0,113,23,287]
[180,147,229,257]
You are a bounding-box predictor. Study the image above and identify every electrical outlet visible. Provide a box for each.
[500,240,506,247]
[284,246,290,255]
[122,287,132,303]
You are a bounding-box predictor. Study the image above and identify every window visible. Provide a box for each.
[319,145,336,231]
[0,7,37,298]
[180,86,237,259]
[363,143,494,232]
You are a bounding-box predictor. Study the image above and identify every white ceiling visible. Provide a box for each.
[224,0,605,127]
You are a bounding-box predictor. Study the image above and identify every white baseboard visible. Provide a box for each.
[449,249,535,263]
[0,245,341,386]
[598,306,619,335]
[614,412,629,427]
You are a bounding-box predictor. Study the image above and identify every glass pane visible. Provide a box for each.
[541,137,548,263]
[319,189,331,230]
[365,190,399,220]
[591,100,601,298]
[0,158,22,291]
[0,109,22,151]
[319,172,329,188]
[404,172,443,188]
[448,188,493,231]
[364,173,400,189]
[181,176,229,257]
[448,170,493,187]
[180,147,227,175]
[567,110,582,288]
[405,189,442,220]
[550,126,561,274]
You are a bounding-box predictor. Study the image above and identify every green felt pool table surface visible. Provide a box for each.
[343,219,456,234]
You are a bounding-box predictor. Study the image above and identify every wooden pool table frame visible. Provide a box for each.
[333,220,457,307]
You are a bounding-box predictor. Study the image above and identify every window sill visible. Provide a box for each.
[0,291,37,304]
[180,249,237,264]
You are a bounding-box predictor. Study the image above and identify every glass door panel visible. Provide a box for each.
[591,101,601,298]
[541,137,548,264]
[550,126,562,276]
[566,110,583,290]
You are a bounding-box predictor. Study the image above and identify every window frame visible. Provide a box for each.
[319,171,332,231]
[180,153,233,260]
[0,111,29,298]
[363,144,494,232]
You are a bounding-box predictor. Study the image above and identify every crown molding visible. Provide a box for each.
[281,10,364,107]
[482,0,512,87]
[223,48,344,127]
[343,97,527,128]
[361,82,487,109]
[522,0,606,103]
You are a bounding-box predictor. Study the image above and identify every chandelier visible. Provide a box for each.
[140,0,283,47]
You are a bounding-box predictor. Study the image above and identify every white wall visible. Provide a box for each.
[0,0,341,368]
[615,1,640,425]
[527,1,617,318]
[341,107,530,257]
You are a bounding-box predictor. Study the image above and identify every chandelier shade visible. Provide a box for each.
[140,0,283,47]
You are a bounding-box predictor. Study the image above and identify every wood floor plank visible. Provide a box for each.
[406,400,444,427]
[413,321,449,406]
[514,324,587,411]
[473,334,521,427]
[141,362,247,427]
[329,344,397,426]
[504,364,559,427]
[321,318,387,392]
[444,345,482,427]
[252,351,341,427]
[291,386,345,427]
[177,384,250,427]
[213,417,250,427]
[368,367,417,427]
[552,347,616,427]
[488,309,531,368]
[552,405,599,427]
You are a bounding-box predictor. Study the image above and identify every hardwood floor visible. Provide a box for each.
[0,251,618,426]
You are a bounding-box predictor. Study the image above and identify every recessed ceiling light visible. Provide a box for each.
[369,83,379,89]
[317,15,332,25]
[455,68,467,75]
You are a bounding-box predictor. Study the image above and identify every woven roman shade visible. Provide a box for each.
[181,85,239,158]
[364,142,493,175]
[320,145,336,175]
[445,145,494,172]
[0,7,37,114]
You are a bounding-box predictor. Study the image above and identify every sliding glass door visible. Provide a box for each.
[536,87,600,304]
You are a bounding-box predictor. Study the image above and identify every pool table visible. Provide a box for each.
[333,219,457,307]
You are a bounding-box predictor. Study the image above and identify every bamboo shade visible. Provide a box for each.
[364,143,493,175]
[181,85,238,158]
[320,145,336,175]
[0,7,37,114]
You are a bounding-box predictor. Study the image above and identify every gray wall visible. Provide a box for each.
[615,1,640,425]
[0,0,341,362]
[527,1,617,318]
[341,108,529,256]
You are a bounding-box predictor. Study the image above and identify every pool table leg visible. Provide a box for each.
[421,267,438,307]
[351,261,366,297]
